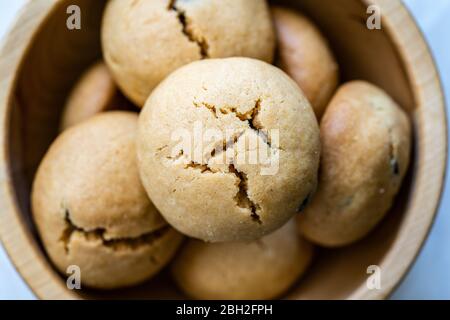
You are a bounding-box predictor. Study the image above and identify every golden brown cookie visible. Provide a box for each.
[172,220,313,299]
[60,62,121,130]
[102,0,276,107]
[137,57,320,242]
[32,111,183,289]
[272,6,339,118]
[298,81,411,247]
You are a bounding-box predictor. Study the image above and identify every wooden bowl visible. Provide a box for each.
[0,0,446,299]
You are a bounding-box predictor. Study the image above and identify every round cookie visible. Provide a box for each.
[137,57,320,242]
[60,62,121,130]
[298,81,411,247]
[172,220,313,299]
[32,111,183,289]
[102,0,275,107]
[272,6,339,119]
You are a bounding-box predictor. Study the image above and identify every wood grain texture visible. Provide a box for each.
[0,0,446,299]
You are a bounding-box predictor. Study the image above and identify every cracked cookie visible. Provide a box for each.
[32,111,183,289]
[101,0,275,107]
[137,58,320,242]
[60,61,130,131]
[272,6,339,119]
[171,220,313,299]
[297,81,411,247]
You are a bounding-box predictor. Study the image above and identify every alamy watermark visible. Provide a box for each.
[163,121,280,176]
[66,265,81,290]
[366,265,381,290]
[367,5,381,30]
[66,5,81,30]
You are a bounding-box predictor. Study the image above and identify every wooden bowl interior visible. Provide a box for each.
[8,0,415,299]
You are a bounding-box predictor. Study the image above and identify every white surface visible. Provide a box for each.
[0,0,449,300]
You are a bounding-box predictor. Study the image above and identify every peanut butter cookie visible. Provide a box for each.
[298,81,411,247]
[172,220,313,299]
[272,6,339,118]
[102,0,275,106]
[60,62,128,130]
[137,58,320,242]
[32,112,183,289]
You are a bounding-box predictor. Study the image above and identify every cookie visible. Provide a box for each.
[32,111,183,289]
[101,0,275,106]
[137,57,320,242]
[272,6,339,118]
[60,62,122,130]
[172,220,313,299]
[298,81,411,247]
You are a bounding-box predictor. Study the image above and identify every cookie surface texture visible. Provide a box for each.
[172,220,313,299]
[298,81,411,247]
[272,6,339,118]
[138,57,320,242]
[32,111,183,289]
[102,0,275,106]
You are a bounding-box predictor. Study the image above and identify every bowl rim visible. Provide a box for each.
[0,0,447,300]
[351,0,448,299]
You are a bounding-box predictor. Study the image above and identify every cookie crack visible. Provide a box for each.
[207,131,245,161]
[175,147,262,223]
[60,209,169,254]
[229,164,262,224]
[180,130,244,173]
[219,99,262,125]
[166,149,184,161]
[178,99,271,222]
[184,161,219,173]
[194,101,217,118]
[246,99,273,149]
[195,99,275,150]
[193,99,261,125]
[169,0,209,58]
[249,99,262,131]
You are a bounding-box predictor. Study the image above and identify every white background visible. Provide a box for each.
[0,0,449,299]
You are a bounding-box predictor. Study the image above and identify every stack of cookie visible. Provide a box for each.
[31,0,411,299]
